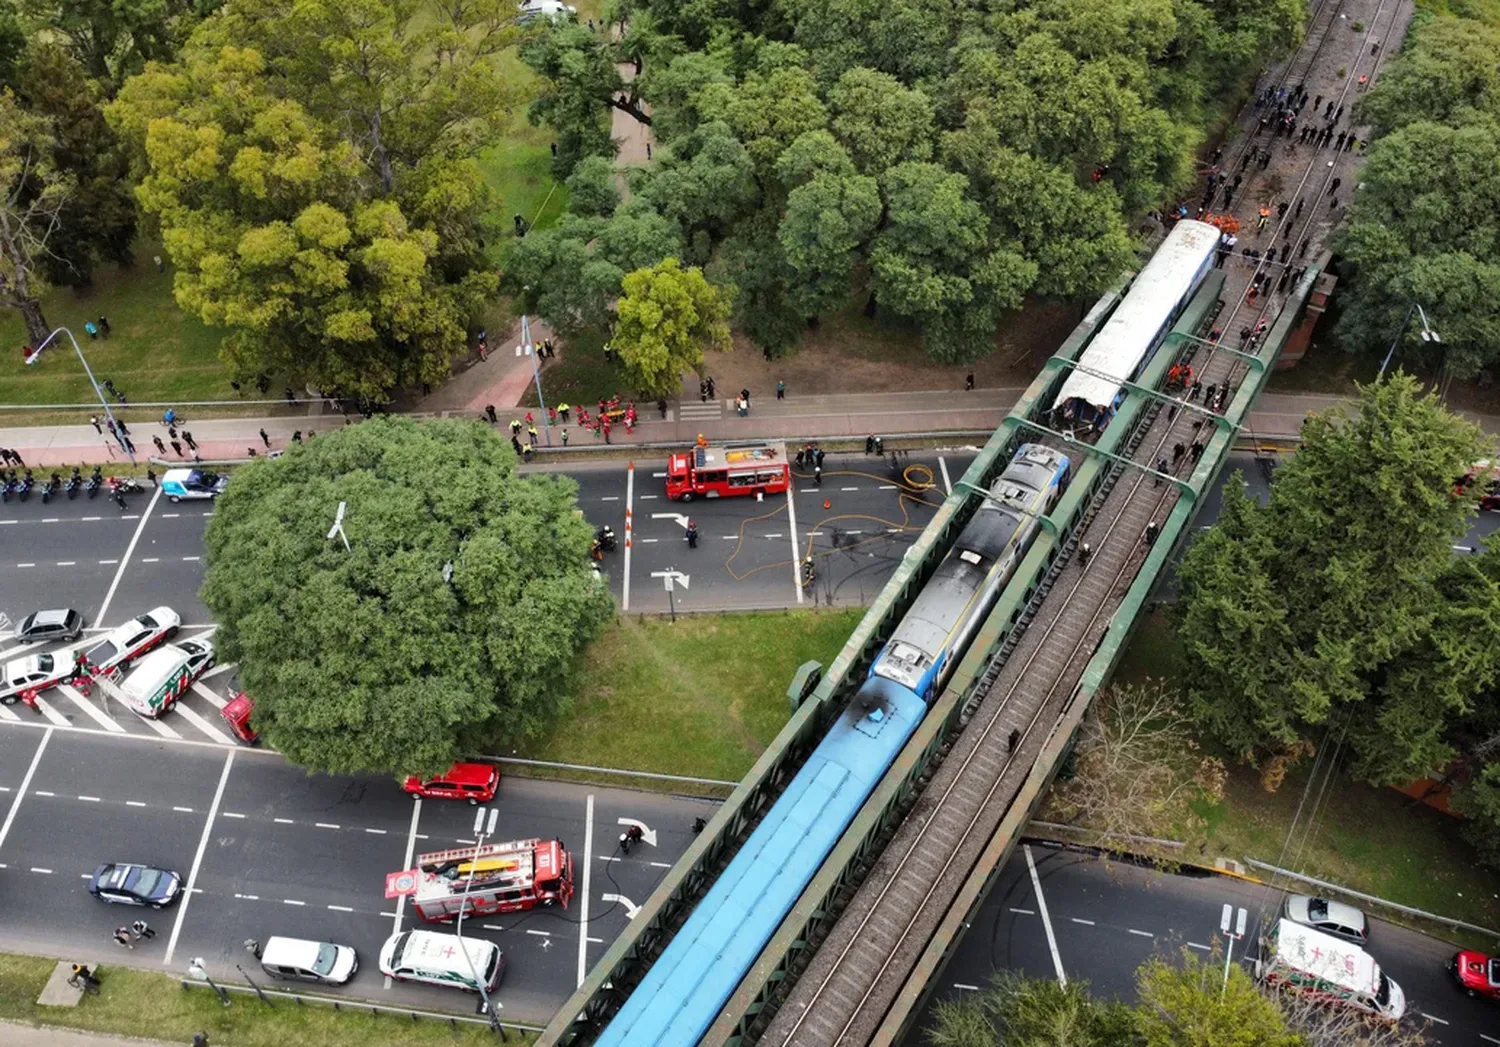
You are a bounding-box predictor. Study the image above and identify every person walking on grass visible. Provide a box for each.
[98,316,110,337]
[84,320,98,340]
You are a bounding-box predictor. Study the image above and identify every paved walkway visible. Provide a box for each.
[3,387,1494,469]
[0,1021,177,1046]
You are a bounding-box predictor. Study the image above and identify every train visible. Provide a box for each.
[1049,218,1220,431]
[595,443,1072,1046]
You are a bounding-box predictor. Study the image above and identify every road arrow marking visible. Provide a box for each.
[602,893,641,919]
[616,818,657,847]
[649,569,690,590]
[651,512,691,529]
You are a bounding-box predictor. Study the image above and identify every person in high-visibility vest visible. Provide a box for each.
[1258,206,1270,231]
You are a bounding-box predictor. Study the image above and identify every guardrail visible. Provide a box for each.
[179,979,543,1038]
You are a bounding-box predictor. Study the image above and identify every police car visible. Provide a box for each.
[161,469,228,503]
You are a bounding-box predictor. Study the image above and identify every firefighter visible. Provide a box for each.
[1078,541,1091,568]
[814,463,823,485]
[620,824,644,854]
[686,520,699,549]
[801,556,816,588]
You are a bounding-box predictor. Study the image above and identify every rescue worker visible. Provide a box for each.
[620,824,644,853]
[686,520,699,549]
[1258,205,1270,231]
[1078,542,1092,568]
[801,556,816,587]
[510,419,522,437]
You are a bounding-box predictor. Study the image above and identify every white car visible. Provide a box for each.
[82,607,182,675]
[518,0,576,23]
[0,652,75,705]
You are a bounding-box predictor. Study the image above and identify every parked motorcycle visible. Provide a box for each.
[65,469,82,499]
[85,467,103,499]
[40,472,61,503]
[595,526,617,553]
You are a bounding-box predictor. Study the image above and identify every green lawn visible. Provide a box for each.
[516,610,863,782]
[0,954,520,1046]
[1112,611,1500,931]
[0,248,232,408]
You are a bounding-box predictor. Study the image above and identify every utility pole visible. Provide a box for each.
[35,327,133,461]
[455,805,503,1031]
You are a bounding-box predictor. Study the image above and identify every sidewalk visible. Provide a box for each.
[4,387,1496,469]
[0,1021,175,1047]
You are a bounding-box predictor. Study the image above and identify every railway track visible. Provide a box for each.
[754,3,1414,1041]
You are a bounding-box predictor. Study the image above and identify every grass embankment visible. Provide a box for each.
[0,955,518,1046]
[518,610,864,783]
[1113,609,1500,931]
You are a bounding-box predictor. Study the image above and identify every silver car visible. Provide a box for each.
[1283,894,1369,945]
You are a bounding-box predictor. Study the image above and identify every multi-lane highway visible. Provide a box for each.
[906,843,1500,1047]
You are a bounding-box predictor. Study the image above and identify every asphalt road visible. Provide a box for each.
[904,842,1499,1047]
[0,723,716,1024]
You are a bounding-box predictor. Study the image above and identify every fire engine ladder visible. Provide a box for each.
[416,839,537,871]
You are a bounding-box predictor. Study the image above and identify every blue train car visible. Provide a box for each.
[595,445,1070,1046]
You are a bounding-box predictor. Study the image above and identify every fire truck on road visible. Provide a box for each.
[385,838,574,923]
[666,441,790,501]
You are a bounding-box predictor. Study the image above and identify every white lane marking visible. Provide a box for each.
[80,517,100,522]
[125,800,147,808]
[316,822,341,830]
[141,558,159,563]
[0,706,17,722]
[878,484,897,490]
[182,556,200,562]
[78,795,101,802]
[1009,907,1034,915]
[202,512,214,517]
[96,485,162,625]
[388,798,423,989]
[577,793,594,988]
[601,496,619,502]
[1025,844,1066,987]
[638,495,658,500]
[482,924,506,932]
[15,563,34,568]
[648,861,671,869]
[641,537,659,544]
[190,682,227,710]
[173,806,194,813]
[1188,941,1212,951]
[840,486,858,492]
[31,698,71,728]
[161,513,179,519]
[54,683,126,733]
[0,729,50,854]
[172,702,235,744]
[1128,928,1154,938]
[786,482,804,605]
[222,812,245,819]
[56,561,76,566]
[41,518,59,523]
[764,532,783,539]
[1479,1034,1500,1045]
[164,749,234,966]
[34,791,55,797]
[651,471,666,478]
[30,867,52,874]
[622,463,635,613]
[953,983,980,991]
[138,715,181,739]
[1070,918,1095,926]
[719,535,736,540]
[845,529,863,535]
[98,559,118,565]
[525,929,551,937]
[327,904,353,912]
[284,899,306,906]
[274,818,294,825]
[364,827,387,835]
[939,456,953,495]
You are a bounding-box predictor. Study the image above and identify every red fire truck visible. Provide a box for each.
[384,838,574,923]
[666,442,790,501]
[1457,460,1500,511]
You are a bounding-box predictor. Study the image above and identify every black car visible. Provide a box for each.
[88,863,182,908]
[13,609,84,644]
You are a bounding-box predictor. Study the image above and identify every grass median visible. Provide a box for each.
[515,609,865,785]
[0,954,521,1046]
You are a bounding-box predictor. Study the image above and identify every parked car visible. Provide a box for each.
[81,608,180,675]
[1282,894,1370,946]
[0,652,75,705]
[379,930,503,992]
[88,862,182,908]
[1449,950,1500,1001]
[259,936,358,985]
[160,468,228,503]
[114,638,216,718]
[402,762,500,804]
[12,608,84,644]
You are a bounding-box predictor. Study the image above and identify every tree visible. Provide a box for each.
[1045,681,1226,846]
[870,162,1037,362]
[200,416,613,775]
[635,120,758,244]
[565,155,621,218]
[5,44,136,287]
[1134,950,1301,1047]
[1179,376,1488,772]
[714,211,804,358]
[0,88,69,345]
[772,133,880,320]
[826,67,934,177]
[927,970,1139,1047]
[108,3,510,398]
[612,256,731,395]
[522,22,640,176]
[16,0,218,96]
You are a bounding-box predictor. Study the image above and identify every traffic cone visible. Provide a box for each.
[823,498,831,509]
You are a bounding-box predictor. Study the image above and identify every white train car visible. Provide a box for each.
[1050,219,1220,429]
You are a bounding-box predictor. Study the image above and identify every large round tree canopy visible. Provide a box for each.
[201,417,613,776]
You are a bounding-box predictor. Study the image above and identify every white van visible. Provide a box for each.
[259,936,358,985]
[378,930,503,993]
[114,639,215,717]
[1257,918,1406,1021]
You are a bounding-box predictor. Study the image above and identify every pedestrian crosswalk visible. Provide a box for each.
[677,400,724,422]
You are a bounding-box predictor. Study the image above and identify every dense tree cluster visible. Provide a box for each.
[517,0,1304,362]
[106,0,522,398]
[1336,13,1500,378]
[201,417,614,776]
[1177,376,1500,867]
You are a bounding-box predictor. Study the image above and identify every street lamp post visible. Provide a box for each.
[455,805,502,1031]
[1377,302,1441,381]
[34,326,133,461]
[187,957,231,1007]
[1219,904,1248,999]
[521,315,552,446]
